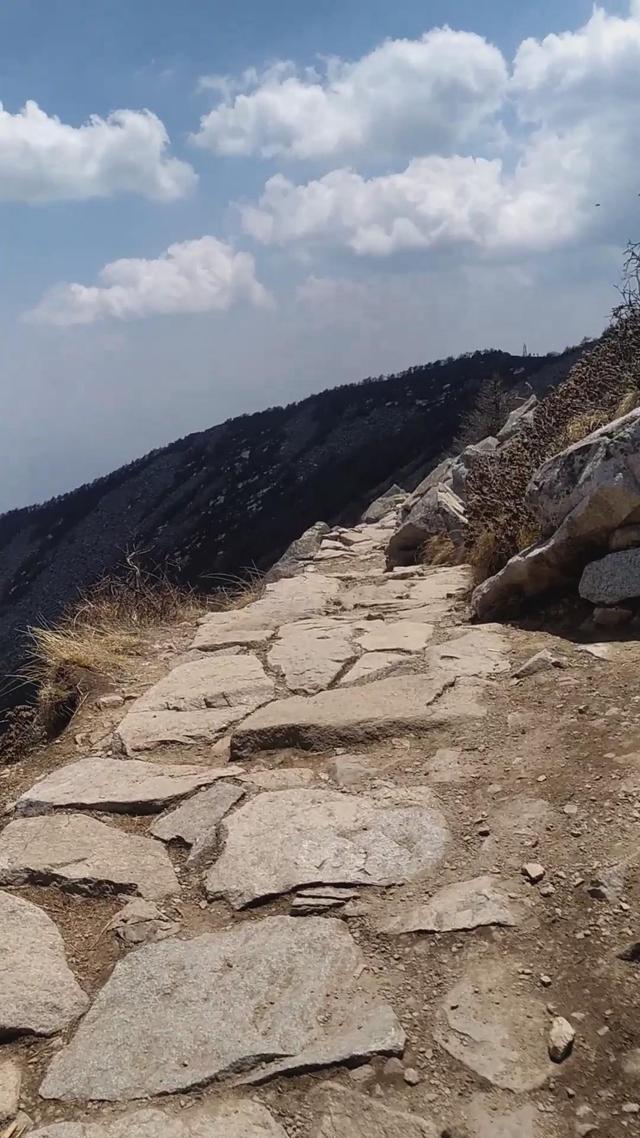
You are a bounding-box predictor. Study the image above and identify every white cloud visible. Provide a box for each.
[28,237,271,325]
[241,153,584,256]
[0,101,196,202]
[193,28,508,160]
[240,3,640,259]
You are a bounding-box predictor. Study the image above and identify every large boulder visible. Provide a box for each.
[386,484,467,567]
[387,440,497,567]
[496,394,537,443]
[473,409,640,618]
[264,522,330,582]
[580,548,640,605]
[361,484,406,524]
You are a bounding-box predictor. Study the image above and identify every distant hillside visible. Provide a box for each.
[0,343,584,715]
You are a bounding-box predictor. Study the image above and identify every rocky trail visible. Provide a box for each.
[2,505,640,1137]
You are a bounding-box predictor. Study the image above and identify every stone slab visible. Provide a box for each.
[40,916,404,1102]
[0,890,88,1038]
[17,757,241,815]
[115,655,274,754]
[355,620,433,653]
[0,815,180,899]
[193,576,341,651]
[377,876,526,934]
[231,674,485,758]
[435,956,552,1091]
[268,619,356,694]
[151,781,244,845]
[0,1058,21,1121]
[30,1101,286,1138]
[339,652,406,685]
[205,787,449,908]
[311,1082,437,1137]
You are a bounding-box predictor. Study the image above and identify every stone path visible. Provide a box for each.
[2,505,639,1135]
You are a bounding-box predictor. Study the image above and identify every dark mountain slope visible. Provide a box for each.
[0,345,583,712]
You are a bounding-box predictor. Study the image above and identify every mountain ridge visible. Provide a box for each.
[0,343,585,714]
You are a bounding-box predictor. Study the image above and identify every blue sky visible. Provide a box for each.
[0,0,637,509]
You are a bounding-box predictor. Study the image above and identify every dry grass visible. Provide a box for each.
[551,410,610,453]
[420,534,460,566]
[614,388,640,418]
[25,560,264,735]
[469,528,503,585]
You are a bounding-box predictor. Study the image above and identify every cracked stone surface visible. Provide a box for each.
[232,674,485,757]
[354,620,433,653]
[311,1082,438,1137]
[0,815,180,899]
[435,956,552,1091]
[268,618,356,694]
[193,575,341,651]
[30,1101,287,1137]
[151,780,245,846]
[376,876,527,934]
[425,628,509,678]
[205,787,449,908]
[0,890,88,1038]
[40,916,404,1102]
[339,652,406,685]
[115,655,274,754]
[17,757,241,815]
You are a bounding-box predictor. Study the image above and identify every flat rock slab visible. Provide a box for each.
[426,628,509,679]
[193,576,341,651]
[151,781,244,846]
[240,767,318,790]
[0,890,88,1038]
[377,876,526,935]
[30,1101,286,1138]
[481,797,552,868]
[206,787,449,908]
[435,956,552,1091]
[268,619,356,694]
[0,815,179,900]
[312,1082,437,1137]
[231,674,485,758]
[0,1057,21,1122]
[40,916,404,1102]
[115,655,274,754]
[355,620,433,653]
[339,652,406,685]
[17,757,241,815]
[426,747,479,783]
[343,568,470,619]
[462,1095,541,1138]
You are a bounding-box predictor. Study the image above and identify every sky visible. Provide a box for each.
[0,0,638,511]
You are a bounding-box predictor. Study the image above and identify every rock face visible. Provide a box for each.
[231,673,484,758]
[311,1082,437,1137]
[377,876,525,934]
[473,408,640,618]
[30,1101,287,1138]
[205,787,450,908]
[17,757,239,815]
[0,815,180,899]
[0,1057,21,1121]
[115,654,275,754]
[40,916,404,1102]
[0,890,88,1038]
[580,548,640,604]
[435,957,552,1091]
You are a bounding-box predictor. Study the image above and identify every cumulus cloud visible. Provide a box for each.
[241,154,584,256]
[240,3,640,259]
[28,237,270,325]
[192,28,508,159]
[0,101,196,202]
